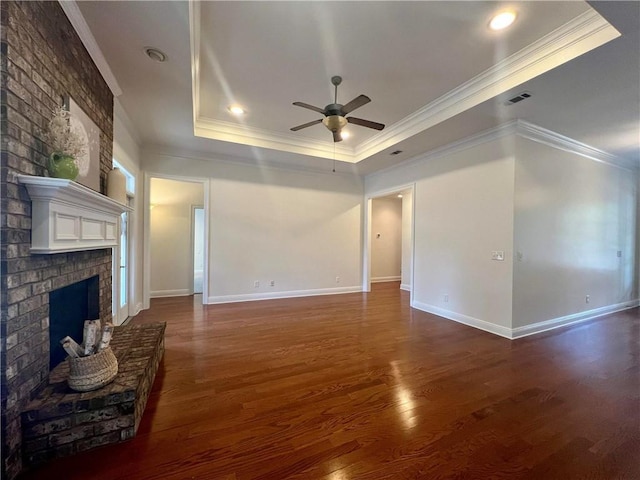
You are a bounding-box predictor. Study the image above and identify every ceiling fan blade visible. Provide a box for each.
[347,116,385,130]
[290,119,322,131]
[292,102,326,114]
[341,95,371,115]
[333,131,343,142]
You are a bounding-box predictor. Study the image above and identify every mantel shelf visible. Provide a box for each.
[18,175,132,254]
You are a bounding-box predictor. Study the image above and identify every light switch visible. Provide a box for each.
[491,251,505,261]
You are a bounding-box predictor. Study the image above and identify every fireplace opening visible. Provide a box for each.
[49,275,100,370]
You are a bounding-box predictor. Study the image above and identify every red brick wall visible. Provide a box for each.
[1,2,114,478]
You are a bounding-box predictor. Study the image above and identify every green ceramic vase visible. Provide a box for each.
[48,153,79,180]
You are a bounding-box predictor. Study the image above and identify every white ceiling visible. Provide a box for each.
[75,1,639,174]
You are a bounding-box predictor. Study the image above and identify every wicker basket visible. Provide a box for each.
[68,347,118,392]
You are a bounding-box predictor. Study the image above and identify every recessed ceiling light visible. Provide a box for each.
[397,194,403,199]
[144,47,167,63]
[228,105,245,115]
[489,11,516,31]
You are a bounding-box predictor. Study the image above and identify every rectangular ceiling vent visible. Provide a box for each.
[506,91,532,105]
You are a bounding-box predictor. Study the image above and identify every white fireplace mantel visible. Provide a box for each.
[18,175,132,254]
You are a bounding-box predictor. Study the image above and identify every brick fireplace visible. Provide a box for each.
[1,2,114,478]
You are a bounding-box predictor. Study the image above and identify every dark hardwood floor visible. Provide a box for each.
[20,283,639,479]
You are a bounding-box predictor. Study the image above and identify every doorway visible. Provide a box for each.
[371,196,402,284]
[145,175,209,307]
[364,184,414,296]
[192,206,204,294]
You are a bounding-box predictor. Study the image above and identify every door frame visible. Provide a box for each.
[143,173,210,308]
[363,183,415,302]
[110,159,135,326]
[191,205,205,295]
[114,210,130,324]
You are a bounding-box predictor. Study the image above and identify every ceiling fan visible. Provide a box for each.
[291,76,385,142]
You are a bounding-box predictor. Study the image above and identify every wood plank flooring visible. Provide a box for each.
[20,283,640,479]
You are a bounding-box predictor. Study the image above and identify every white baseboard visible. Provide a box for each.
[371,276,401,283]
[412,301,513,339]
[208,286,362,305]
[511,299,639,339]
[412,299,639,340]
[400,283,411,292]
[134,302,144,315]
[150,289,191,298]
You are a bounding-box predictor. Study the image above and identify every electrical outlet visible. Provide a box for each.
[443,294,449,303]
[254,281,260,288]
[336,276,340,284]
[270,280,275,287]
[585,295,590,304]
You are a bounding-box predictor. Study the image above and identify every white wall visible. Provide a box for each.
[366,137,516,333]
[371,197,402,281]
[149,178,204,297]
[401,190,413,290]
[513,136,638,327]
[113,101,143,317]
[143,152,364,303]
[140,123,637,337]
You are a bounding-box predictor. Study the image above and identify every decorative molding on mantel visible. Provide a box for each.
[18,176,131,254]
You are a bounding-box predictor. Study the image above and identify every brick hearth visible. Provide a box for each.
[21,323,166,467]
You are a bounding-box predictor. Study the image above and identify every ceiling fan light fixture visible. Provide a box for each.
[489,11,516,31]
[322,115,347,132]
[291,76,383,142]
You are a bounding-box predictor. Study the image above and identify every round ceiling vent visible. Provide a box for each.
[144,47,167,63]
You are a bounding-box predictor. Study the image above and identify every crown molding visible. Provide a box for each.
[367,119,627,180]
[355,9,620,162]
[194,116,355,162]
[58,1,122,97]
[515,120,631,171]
[366,121,519,180]
[189,7,619,165]
[147,119,627,179]
[141,143,361,178]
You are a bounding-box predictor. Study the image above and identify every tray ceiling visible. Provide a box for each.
[73,1,638,173]
[190,1,618,163]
